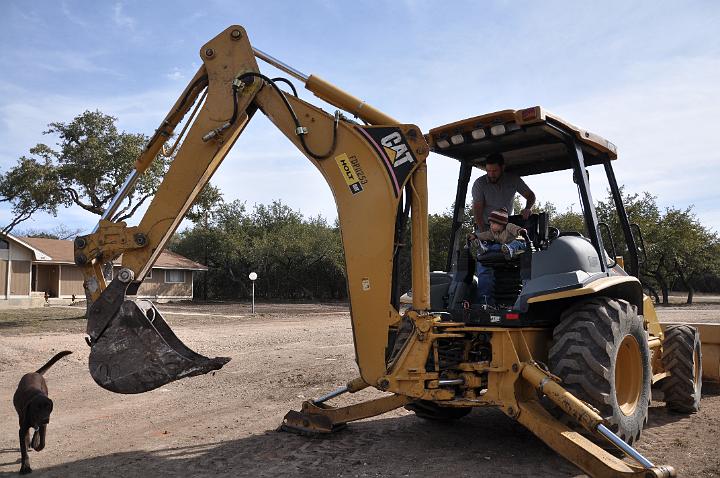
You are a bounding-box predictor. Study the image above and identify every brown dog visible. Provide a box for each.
[13,350,72,474]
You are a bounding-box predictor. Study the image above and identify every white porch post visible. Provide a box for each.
[6,243,11,297]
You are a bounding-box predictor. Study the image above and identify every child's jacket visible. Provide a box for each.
[477,223,523,244]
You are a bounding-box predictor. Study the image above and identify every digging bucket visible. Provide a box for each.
[85,273,230,394]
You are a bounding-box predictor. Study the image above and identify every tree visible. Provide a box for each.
[594,188,720,305]
[0,110,169,232]
[171,199,346,301]
[186,183,224,227]
[17,224,84,240]
[657,206,719,304]
[181,183,225,299]
[428,210,453,272]
[172,198,251,300]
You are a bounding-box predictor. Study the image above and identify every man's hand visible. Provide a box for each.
[521,208,532,220]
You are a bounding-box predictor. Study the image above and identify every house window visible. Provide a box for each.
[145,268,153,279]
[165,269,185,283]
[0,239,8,249]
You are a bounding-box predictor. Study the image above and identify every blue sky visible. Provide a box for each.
[1,1,719,235]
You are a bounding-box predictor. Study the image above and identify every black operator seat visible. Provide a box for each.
[507,212,549,250]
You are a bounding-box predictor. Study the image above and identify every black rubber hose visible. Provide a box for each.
[270,77,299,97]
[235,72,339,160]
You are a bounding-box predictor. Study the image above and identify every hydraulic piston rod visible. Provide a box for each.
[312,377,369,404]
[313,386,348,404]
[597,424,654,468]
[94,169,141,232]
[253,47,398,125]
[521,362,675,477]
[253,47,309,82]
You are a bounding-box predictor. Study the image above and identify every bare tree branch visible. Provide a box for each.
[1,207,39,234]
[114,192,153,222]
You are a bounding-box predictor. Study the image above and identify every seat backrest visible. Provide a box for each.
[445,244,476,311]
[508,212,549,249]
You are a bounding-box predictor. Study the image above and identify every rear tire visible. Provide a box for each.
[405,400,472,420]
[661,325,702,413]
[549,297,651,444]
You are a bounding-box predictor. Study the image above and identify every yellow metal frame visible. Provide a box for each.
[74,25,685,477]
[526,275,642,306]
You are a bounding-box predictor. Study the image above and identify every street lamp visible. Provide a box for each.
[249,272,258,313]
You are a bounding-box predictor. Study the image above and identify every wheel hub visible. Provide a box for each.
[615,334,642,416]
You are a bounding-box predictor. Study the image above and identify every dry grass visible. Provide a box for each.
[0,306,85,332]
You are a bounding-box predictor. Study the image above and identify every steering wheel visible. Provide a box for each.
[548,227,560,241]
[520,230,532,257]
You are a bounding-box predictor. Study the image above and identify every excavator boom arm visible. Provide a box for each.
[75,25,430,392]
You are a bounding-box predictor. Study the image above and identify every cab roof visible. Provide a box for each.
[426,106,617,176]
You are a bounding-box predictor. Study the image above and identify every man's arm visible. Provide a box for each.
[471,177,488,232]
[517,177,536,220]
[473,200,487,232]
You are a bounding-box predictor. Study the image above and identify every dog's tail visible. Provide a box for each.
[36,350,73,375]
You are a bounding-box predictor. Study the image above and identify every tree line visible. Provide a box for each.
[546,190,720,305]
[173,192,347,300]
[2,110,719,303]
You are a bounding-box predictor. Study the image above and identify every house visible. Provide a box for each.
[0,234,207,308]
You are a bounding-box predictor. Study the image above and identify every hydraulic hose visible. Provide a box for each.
[234,72,339,160]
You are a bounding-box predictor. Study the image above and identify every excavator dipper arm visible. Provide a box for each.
[74,25,429,393]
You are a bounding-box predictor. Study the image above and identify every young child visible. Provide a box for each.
[470,208,527,259]
[468,207,527,305]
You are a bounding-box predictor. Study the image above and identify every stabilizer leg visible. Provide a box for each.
[280,394,411,435]
[518,362,675,478]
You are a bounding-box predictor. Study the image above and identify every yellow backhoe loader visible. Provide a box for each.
[73,25,719,477]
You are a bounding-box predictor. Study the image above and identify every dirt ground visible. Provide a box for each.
[0,301,718,477]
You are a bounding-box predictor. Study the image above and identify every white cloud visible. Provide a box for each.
[60,1,89,27]
[0,82,182,171]
[165,68,185,81]
[0,44,118,78]
[549,55,720,225]
[113,2,136,30]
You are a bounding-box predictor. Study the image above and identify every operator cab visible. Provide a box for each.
[423,106,642,327]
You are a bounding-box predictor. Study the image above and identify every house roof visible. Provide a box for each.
[1,235,53,261]
[17,236,208,271]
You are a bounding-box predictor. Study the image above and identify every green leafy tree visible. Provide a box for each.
[171,199,345,301]
[0,110,169,232]
[594,188,719,304]
[186,183,224,227]
[656,206,719,304]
